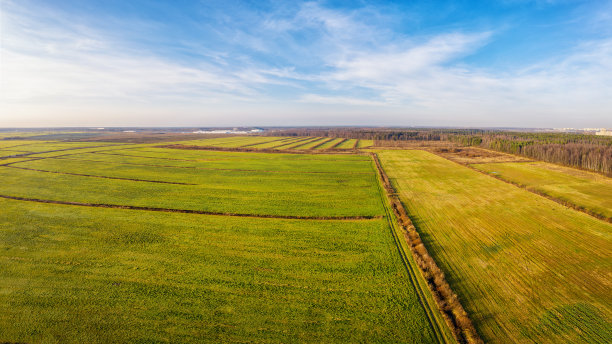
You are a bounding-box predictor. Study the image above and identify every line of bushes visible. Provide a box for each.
[372,153,482,344]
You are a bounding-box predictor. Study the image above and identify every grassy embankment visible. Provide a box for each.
[377,149,612,344]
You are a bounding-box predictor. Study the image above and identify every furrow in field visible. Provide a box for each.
[3,165,196,185]
[0,194,383,221]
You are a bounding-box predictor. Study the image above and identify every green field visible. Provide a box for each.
[377,149,612,344]
[316,138,345,149]
[0,148,383,218]
[471,161,612,220]
[336,139,358,149]
[356,139,374,148]
[0,139,449,343]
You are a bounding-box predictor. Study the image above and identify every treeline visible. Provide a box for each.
[270,128,483,141]
[270,128,612,175]
[449,132,612,175]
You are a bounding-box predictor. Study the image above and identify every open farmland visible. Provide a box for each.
[0,139,452,343]
[377,149,612,344]
[471,161,612,221]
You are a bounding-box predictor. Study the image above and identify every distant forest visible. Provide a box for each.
[272,128,612,175]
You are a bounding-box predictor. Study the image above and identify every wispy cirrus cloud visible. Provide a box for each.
[1,0,611,127]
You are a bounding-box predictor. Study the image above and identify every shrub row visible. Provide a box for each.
[372,153,482,344]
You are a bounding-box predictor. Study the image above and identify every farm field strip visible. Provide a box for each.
[167,136,249,147]
[356,139,374,148]
[293,137,329,150]
[303,137,334,150]
[336,139,357,149]
[45,155,373,175]
[8,155,377,187]
[0,194,380,221]
[278,137,322,149]
[0,154,383,218]
[0,143,138,160]
[0,197,439,343]
[0,142,124,153]
[471,161,612,221]
[270,136,318,149]
[377,149,612,344]
[201,136,283,148]
[0,140,52,149]
[70,151,373,172]
[247,136,301,148]
[3,165,197,185]
[316,138,345,150]
[329,138,348,149]
[88,148,371,163]
[238,136,291,147]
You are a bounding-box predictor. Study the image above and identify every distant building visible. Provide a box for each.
[596,129,612,136]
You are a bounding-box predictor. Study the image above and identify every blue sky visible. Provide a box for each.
[1,0,611,127]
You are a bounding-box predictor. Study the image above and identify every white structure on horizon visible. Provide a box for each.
[193,128,264,134]
[596,129,612,136]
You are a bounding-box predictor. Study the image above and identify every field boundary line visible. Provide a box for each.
[428,150,612,224]
[0,194,382,221]
[2,165,197,185]
[352,140,360,149]
[371,152,482,344]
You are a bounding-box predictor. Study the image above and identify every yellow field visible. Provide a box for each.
[377,149,612,344]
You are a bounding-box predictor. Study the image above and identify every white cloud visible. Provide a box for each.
[1,0,611,127]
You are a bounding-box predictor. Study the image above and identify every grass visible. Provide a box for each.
[316,138,345,149]
[0,152,383,217]
[0,198,438,343]
[0,139,446,343]
[336,139,358,149]
[292,137,327,150]
[356,139,373,148]
[377,149,612,344]
[471,161,612,220]
[248,137,301,148]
